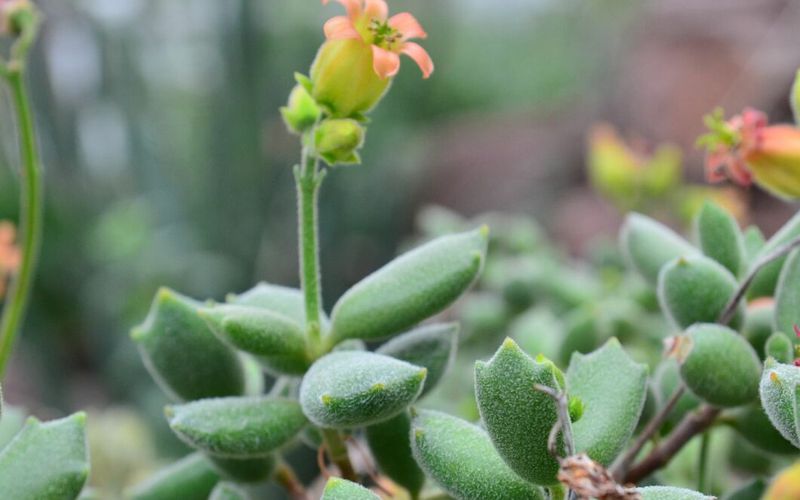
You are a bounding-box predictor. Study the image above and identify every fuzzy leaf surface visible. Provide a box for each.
[200,304,310,375]
[567,338,647,466]
[658,255,742,329]
[621,213,697,284]
[475,338,563,485]
[410,409,545,500]
[377,322,458,397]
[330,228,487,343]
[131,288,245,401]
[0,413,89,500]
[299,351,426,428]
[129,453,219,500]
[321,477,380,499]
[166,396,307,458]
[695,200,744,275]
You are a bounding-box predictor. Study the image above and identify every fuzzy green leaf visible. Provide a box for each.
[410,409,545,500]
[747,211,800,299]
[131,288,246,401]
[695,200,744,275]
[721,478,767,500]
[199,304,311,375]
[376,322,458,397]
[166,396,307,458]
[728,404,798,455]
[620,213,697,284]
[742,300,775,358]
[227,282,328,328]
[567,338,647,466]
[775,249,800,340]
[321,477,380,500]
[330,228,487,343]
[765,332,794,364]
[677,324,761,407]
[475,338,563,485]
[365,411,425,497]
[129,453,219,500]
[209,482,250,500]
[299,351,426,428]
[207,455,275,483]
[759,359,800,448]
[658,255,743,329]
[637,486,714,499]
[0,412,89,500]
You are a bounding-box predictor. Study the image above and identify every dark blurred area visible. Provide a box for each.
[0,0,799,490]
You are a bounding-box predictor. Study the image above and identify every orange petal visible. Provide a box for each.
[389,12,427,40]
[364,0,388,21]
[401,42,434,79]
[322,0,362,21]
[324,16,361,40]
[371,45,400,79]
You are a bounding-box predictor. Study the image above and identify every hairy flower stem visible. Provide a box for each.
[295,146,325,347]
[0,68,43,378]
[295,140,357,481]
[621,234,800,484]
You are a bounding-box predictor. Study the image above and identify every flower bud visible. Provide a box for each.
[314,118,365,166]
[0,0,34,37]
[310,39,390,119]
[280,83,321,135]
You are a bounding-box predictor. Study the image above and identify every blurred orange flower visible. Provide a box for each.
[700,107,800,200]
[322,0,433,79]
[0,221,20,298]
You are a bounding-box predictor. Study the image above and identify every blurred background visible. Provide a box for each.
[0,0,799,495]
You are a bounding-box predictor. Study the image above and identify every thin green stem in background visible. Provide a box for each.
[697,431,710,493]
[295,146,325,346]
[0,68,44,378]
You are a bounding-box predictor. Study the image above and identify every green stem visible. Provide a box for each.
[0,69,43,378]
[697,431,710,493]
[321,428,357,481]
[295,147,325,346]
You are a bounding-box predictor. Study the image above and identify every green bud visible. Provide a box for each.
[280,82,321,135]
[568,396,585,423]
[672,323,761,407]
[314,119,365,166]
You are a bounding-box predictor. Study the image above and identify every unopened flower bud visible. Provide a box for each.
[0,0,33,37]
[280,83,321,135]
[313,118,365,166]
[310,39,391,119]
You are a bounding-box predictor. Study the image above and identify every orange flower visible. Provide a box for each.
[321,0,433,79]
[0,221,20,298]
[699,107,800,200]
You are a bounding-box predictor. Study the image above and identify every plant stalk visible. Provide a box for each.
[0,68,43,378]
[321,428,358,481]
[295,147,324,346]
